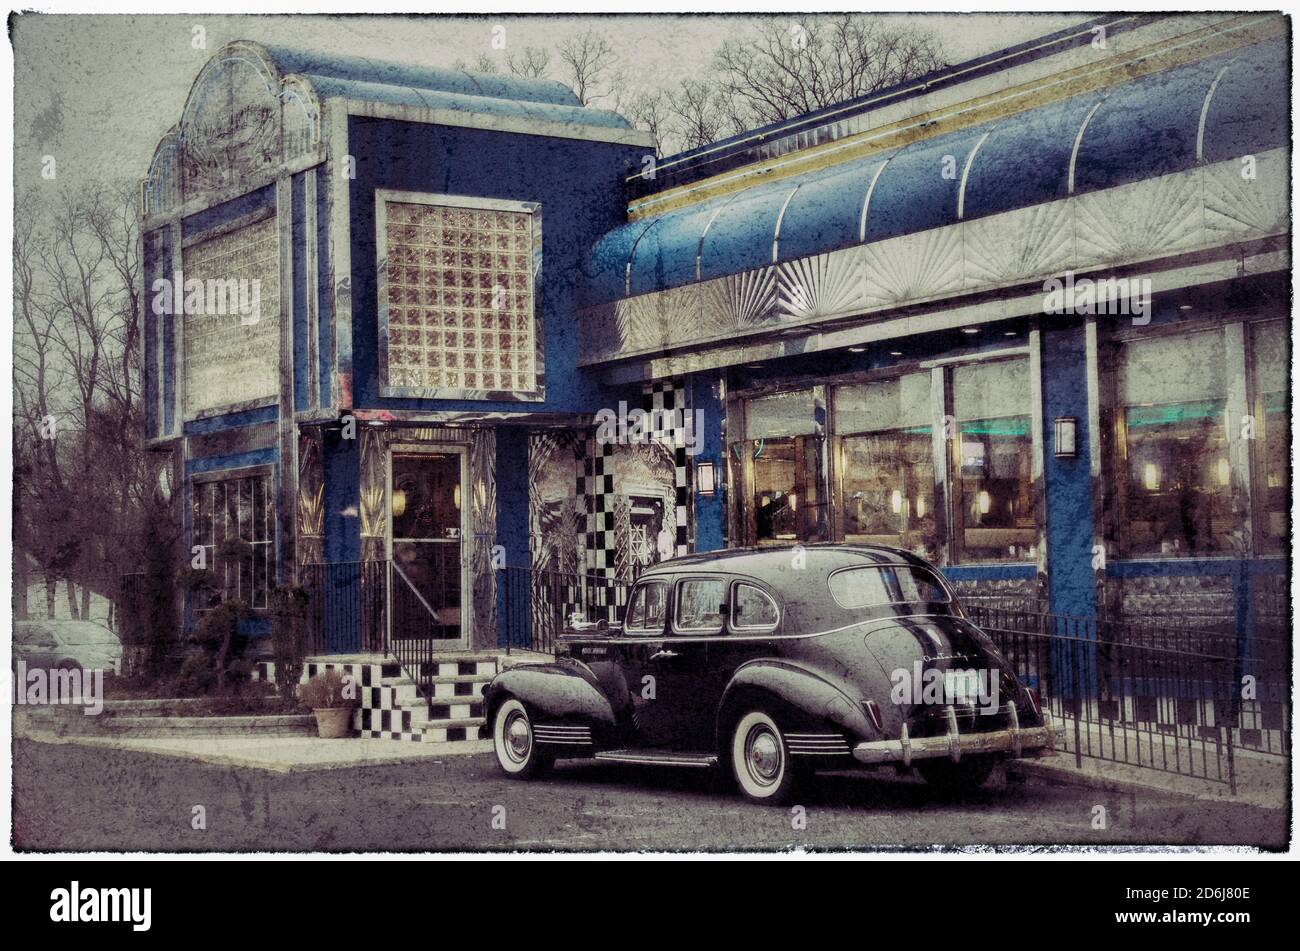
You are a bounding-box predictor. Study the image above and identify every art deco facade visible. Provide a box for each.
[141,13,1288,655]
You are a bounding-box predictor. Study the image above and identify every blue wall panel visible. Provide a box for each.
[322,429,361,563]
[1041,324,1095,618]
[348,116,641,414]
[316,166,333,409]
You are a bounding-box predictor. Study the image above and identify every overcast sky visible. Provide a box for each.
[12,12,1091,198]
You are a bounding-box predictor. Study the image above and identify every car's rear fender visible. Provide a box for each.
[484,659,619,728]
[717,660,878,748]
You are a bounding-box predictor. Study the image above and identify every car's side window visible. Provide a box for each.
[674,577,727,634]
[625,581,668,635]
[731,583,779,631]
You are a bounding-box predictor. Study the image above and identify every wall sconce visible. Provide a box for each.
[696,460,717,497]
[1053,416,1078,458]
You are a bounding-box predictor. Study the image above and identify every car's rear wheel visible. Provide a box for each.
[491,698,552,779]
[917,757,996,794]
[730,710,798,805]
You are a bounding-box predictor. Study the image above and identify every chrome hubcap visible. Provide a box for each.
[505,712,531,762]
[746,727,781,785]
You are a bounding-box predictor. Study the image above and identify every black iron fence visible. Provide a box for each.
[965,603,1290,794]
[498,566,629,655]
[299,560,387,655]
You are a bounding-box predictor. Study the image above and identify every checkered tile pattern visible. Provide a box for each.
[581,434,621,622]
[254,657,497,743]
[644,378,691,556]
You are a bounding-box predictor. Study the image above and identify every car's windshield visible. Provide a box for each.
[828,565,950,609]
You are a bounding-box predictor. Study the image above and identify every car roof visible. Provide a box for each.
[638,543,932,582]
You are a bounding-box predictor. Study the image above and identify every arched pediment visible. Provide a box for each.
[144,41,324,214]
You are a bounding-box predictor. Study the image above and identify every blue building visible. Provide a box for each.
[141,15,1287,691]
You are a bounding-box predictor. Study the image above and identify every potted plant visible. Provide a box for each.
[300,670,357,738]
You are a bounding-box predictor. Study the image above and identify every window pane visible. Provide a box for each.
[626,582,666,633]
[745,389,818,438]
[828,565,949,608]
[953,358,1034,562]
[1253,321,1288,553]
[953,359,1026,422]
[732,583,779,628]
[840,432,935,554]
[1119,331,1224,405]
[676,578,726,632]
[1122,400,1231,555]
[836,374,931,433]
[750,437,802,543]
[958,416,1035,561]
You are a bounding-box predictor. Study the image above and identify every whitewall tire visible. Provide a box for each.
[492,698,550,779]
[730,710,798,805]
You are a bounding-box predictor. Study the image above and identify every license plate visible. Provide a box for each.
[945,669,982,704]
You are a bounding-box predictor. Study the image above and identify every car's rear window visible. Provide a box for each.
[828,565,950,609]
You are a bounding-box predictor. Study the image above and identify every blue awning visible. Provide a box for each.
[582,38,1286,308]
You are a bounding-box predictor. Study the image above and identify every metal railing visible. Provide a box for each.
[497,566,630,655]
[299,560,388,655]
[965,603,1290,795]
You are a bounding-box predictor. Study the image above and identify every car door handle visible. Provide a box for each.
[650,649,679,661]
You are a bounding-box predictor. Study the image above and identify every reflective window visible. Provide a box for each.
[1252,321,1288,554]
[731,583,779,630]
[741,390,826,546]
[952,359,1036,562]
[836,374,935,555]
[828,565,950,609]
[1118,331,1231,556]
[675,578,727,633]
[624,582,667,635]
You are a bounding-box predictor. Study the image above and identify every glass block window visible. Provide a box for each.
[380,195,539,398]
[190,472,275,610]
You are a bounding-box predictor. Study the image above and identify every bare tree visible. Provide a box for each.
[557,30,616,107]
[13,181,152,625]
[507,46,551,80]
[715,15,946,127]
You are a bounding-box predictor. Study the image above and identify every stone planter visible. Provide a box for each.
[312,707,353,738]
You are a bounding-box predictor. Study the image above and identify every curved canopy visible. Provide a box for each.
[582,39,1286,307]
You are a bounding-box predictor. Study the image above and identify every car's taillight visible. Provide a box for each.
[1025,688,1042,718]
[862,700,883,733]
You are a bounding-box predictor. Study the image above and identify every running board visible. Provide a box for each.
[593,750,718,768]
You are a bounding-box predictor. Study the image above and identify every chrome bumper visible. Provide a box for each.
[852,706,1062,767]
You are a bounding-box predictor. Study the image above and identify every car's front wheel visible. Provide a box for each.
[730,710,798,805]
[491,698,552,779]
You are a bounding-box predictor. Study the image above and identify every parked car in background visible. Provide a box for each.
[13,619,123,676]
[485,545,1060,804]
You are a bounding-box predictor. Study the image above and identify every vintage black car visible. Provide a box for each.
[484,545,1060,804]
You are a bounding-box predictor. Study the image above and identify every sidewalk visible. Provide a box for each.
[1006,718,1288,810]
[19,728,492,774]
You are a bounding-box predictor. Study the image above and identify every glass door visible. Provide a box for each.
[388,449,467,648]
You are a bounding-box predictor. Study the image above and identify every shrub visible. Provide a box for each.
[192,599,250,691]
[299,670,358,710]
[268,585,310,700]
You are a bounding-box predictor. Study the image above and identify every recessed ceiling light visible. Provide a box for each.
[1179,304,1193,311]
[848,346,866,353]
[890,351,903,357]
[1004,331,1017,337]
[962,327,979,334]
